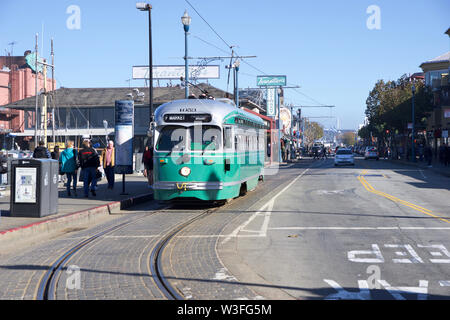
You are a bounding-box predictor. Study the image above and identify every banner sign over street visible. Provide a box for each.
[132,65,220,80]
[257,75,287,87]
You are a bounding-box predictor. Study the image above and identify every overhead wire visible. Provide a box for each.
[185,0,330,112]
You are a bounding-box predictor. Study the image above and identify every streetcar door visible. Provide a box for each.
[223,125,233,172]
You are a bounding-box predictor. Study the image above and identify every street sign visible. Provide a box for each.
[25,52,44,73]
[257,75,286,87]
[266,88,276,116]
[132,65,220,80]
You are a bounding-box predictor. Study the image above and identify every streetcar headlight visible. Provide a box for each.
[180,166,191,177]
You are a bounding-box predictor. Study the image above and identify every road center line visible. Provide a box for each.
[357,173,450,224]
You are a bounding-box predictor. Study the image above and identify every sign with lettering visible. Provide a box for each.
[132,65,220,80]
[266,88,276,117]
[257,75,286,87]
[115,100,134,174]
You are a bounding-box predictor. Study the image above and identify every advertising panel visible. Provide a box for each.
[115,100,134,174]
[15,167,37,203]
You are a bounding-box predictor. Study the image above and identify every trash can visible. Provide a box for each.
[10,158,59,218]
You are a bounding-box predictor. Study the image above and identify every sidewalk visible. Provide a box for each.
[0,173,153,247]
[388,158,450,178]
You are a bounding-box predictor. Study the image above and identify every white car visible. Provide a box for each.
[364,147,379,160]
[334,148,354,166]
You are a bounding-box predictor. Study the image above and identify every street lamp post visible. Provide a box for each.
[277,87,282,163]
[234,59,240,106]
[411,83,416,162]
[136,2,153,124]
[181,10,191,99]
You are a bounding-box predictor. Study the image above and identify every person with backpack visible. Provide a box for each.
[33,140,51,159]
[60,141,78,196]
[78,139,100,197]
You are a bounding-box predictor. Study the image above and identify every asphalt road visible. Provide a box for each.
[0,156,448,300]
[219,156,450,300]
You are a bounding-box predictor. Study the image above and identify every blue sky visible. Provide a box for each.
[1,0,449,130]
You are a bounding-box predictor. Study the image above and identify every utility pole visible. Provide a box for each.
[51,38,56,145]
[34,33,38,147]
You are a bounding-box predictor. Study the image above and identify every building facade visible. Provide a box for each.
[420,51,450,151]
[0,52,55,149]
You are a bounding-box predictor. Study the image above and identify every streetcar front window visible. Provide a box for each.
[156,126,187,151]
[188,125,222,151]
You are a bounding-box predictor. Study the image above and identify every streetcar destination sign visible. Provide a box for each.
[257,75,287,87]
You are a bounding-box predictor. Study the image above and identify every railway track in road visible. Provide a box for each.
[34,201,225,300]
[35,160,319,300]
[35,214,151,300]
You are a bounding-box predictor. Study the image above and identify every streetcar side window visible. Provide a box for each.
[224,127,232,149]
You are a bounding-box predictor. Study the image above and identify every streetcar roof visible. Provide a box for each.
[154,99,265,126]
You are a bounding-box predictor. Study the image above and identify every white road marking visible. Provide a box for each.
[221,166,311,244]
[439,280,450,287]
[269,226,450,230]
[212,267,237,282]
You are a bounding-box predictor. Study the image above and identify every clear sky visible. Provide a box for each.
[1,0,449,130]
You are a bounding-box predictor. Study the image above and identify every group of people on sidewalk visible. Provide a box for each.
[32,139,155,197]
[33,139,117,198]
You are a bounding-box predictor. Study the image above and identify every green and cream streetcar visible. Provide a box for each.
[152,98,266,201]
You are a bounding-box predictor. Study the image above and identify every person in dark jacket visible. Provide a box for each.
[33,141,51,159]
[142,145,153,186]
[78,139,100,197]
[51,145,60,160]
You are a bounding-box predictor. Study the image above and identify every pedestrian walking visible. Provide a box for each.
[142,145,153,187]
[60,141,78,196]
[78,139,100,197]
[51,145,60,160]
[101,140,115,189]
[33,140,51,159]
[425,145,433,167]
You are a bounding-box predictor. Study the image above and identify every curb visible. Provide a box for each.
[0,192,154,247]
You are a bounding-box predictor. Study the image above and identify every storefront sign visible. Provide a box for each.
[266,88,276,116]
[115,100,134,174]
[257,75,287,87]
[132,65,220,80]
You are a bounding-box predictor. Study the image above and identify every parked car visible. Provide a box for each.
[364,147,379,160]
[334,148,355,166]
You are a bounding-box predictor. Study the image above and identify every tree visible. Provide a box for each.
[338,131,356,146]
[304,120,324,145]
